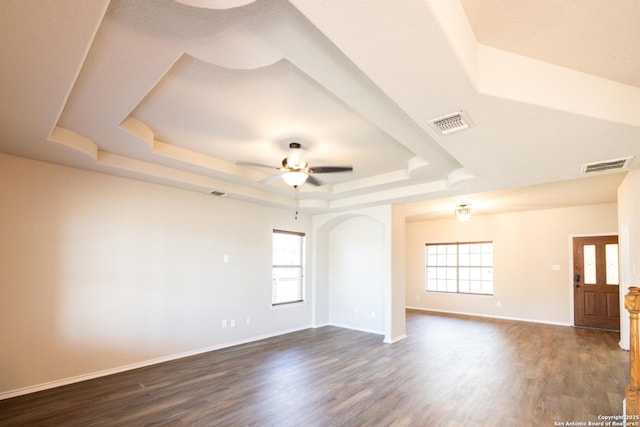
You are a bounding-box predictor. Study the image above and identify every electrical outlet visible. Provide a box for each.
[230,319,236,328]
[222,319,228,328]
[246,317,252,325]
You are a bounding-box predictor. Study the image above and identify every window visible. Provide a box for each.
[272,229,305,305]
[425,241,493,295]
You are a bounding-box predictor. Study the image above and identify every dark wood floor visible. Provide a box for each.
[0,310,628,426]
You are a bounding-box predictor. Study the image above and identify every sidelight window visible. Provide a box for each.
[425,241,494,295]
[605,243,619,285]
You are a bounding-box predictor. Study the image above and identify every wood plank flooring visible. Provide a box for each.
[0,310,628,426]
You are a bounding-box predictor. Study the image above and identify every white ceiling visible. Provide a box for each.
[1,0,638,219]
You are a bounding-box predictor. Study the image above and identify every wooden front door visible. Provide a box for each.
[573,235,620,330]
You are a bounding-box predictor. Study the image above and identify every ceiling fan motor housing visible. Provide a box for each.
[283,142,307,170]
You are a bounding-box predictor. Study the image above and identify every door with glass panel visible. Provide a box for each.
[573,235,620,330]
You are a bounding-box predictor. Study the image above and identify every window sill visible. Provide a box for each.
[271,301,306,310]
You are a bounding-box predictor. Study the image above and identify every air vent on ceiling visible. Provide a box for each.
[428,111,473,135]
[581,157,633,175]
[209,190,228,197]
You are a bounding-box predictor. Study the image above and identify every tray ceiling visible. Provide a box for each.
[1,0,638,217]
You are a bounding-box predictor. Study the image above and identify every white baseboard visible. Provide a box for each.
[0,325,311,401]
[328,322,385,337]
[406,306,572,327]
[2,309,571,400]
[319,322,406,344]
[384,333,407,344]
[312,321,330,328]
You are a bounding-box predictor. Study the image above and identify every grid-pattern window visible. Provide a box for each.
[272,229,305,305]
[426,242,493,295]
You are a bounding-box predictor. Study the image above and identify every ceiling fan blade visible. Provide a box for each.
[309,166,353,173]
[260,174,282,184]
[306,175,323,186]
[236,160,278,169]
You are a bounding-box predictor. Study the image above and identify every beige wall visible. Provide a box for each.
[618,170,640,349]
[313,205,406,343]
[328,216,385,334]
[0,149,624,397]
[406,203,618,325]
[390,205,407,342]
[0,153,313,396]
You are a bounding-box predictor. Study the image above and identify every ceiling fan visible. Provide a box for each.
[237,142,353,188]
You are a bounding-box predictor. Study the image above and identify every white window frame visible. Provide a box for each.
[272,229,305,306]
[425,241,494,295]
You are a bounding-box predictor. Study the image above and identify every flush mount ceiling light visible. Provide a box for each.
[455,204,471,221]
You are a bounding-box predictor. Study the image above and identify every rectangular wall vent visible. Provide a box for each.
[581,157,633,175]
[428,111,473,135]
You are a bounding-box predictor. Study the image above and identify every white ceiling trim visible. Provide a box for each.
[1,0,638,219]
[44,0,468,213]
[174,0,256,11]
[477,45,640,128]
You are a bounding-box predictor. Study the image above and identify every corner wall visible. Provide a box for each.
[0,153,313,397]
[313,205,406,343]
[328,216,385,333]
[618,170,640,350]
[406,203,618,325]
